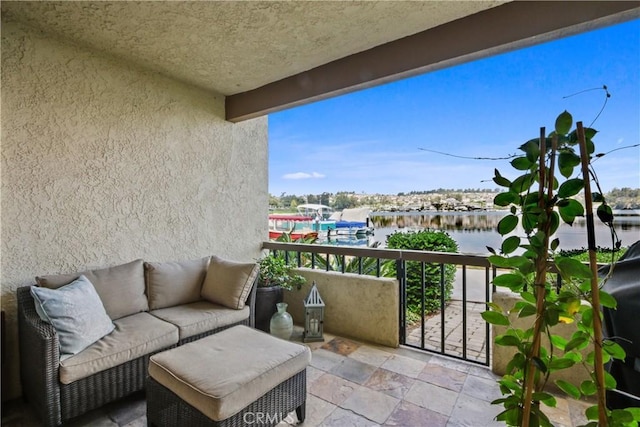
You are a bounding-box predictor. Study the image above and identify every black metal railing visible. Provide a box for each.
[262,241,497,366]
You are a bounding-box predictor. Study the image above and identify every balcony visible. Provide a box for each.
[3,325,593,427]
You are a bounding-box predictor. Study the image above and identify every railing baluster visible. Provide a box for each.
[462,264,467,360]
[440,263,445,355]
[421,262,426,349]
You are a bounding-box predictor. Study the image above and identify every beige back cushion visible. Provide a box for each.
[36,259,148,320]
[200,256,258,310]
[144,257,209,310]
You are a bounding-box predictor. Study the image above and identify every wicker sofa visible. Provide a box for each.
[17,256,259,427]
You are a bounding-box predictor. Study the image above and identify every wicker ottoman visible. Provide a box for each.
[146,325,311,426]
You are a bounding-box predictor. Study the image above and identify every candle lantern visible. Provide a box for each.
[303,281,325,343]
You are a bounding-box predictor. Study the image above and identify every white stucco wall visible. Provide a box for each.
[1,20,268,399]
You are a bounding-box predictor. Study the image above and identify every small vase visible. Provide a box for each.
[270,302,293,340]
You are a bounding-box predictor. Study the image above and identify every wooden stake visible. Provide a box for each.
[577,121,608,426]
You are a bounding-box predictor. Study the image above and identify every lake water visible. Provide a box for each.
[366,211,640,255]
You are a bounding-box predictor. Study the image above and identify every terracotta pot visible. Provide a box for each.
[255,286,283,332]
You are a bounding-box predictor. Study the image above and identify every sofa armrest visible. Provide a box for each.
[17,286,62,427]
[245,275,258,328]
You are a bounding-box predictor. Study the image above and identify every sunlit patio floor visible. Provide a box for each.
[2,327,593,427]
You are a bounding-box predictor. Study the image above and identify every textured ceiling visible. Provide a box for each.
[1,1,506,96]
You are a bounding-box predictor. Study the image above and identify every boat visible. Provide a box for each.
[268,214,319,240]
[328,207,374,236]
[296,204,337,232]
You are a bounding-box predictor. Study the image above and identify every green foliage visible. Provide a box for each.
[386,230,458,315]
[483,111,637,427]
[257,255,306,291]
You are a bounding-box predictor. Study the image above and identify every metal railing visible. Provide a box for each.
[262,241,497,366]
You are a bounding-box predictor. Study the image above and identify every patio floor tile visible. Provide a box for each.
[380,354,427,378]
[309,348,346,371]
[321,337,360,356]
[418,363,468,392]
[348,345,392,367]
[340,387,400,424]
[364,367,415,399]
[384,400,449,427]
[319,407,380,426]
[404,380,459,416]
[309,373,358,405]
[330,357,377,385]
[447,393,504,427]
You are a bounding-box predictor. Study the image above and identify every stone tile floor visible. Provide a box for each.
[2,329,592,427]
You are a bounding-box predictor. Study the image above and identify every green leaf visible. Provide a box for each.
[501,236,521,255]
[558,199,585,225]
[494,191,517,207]
[555,256,593,280]
[550,238,560,251]
[532,356,547,373]
[555,111,573,135]
[558,178,584,198]
[532,392,556,407]
[495,334,521,346]
[493,273,525,290]
[592,192,604,202]
[604,370,617,389]
[518,303,537,318]
[580,380,597,396]
[555,379,581,399]
[510,173,534,194]
[558,151,581,178]
[493,169,511,187]
[597,204,614,225]
[550,334,567,350]
[549,357,575,370]
[481,311,510,326]
[599,290,617,309]
[565,332,590,352]
[585,405,599,421]
[519,139,541,162]
[511,156,534,170]
[497,215,518,235]
[549,211,560,235]
[603,340,626,360]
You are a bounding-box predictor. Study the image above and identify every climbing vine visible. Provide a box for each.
[482,111,640,427]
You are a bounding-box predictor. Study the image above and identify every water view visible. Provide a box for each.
[366,211,640,254]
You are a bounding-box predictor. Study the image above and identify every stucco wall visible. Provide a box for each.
[492,291,593,390]
[1,20,268,399]
[284,269,400,348]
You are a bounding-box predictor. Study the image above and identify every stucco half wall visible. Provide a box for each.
[1,20,267,399]
[284,269,399,348]
[492,291,593,389]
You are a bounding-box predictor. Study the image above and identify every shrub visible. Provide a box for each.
[386,229,459,315]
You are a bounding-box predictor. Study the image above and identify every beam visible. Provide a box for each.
[226,1,639,122]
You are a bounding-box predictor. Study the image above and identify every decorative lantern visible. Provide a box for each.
[303,281,325,342]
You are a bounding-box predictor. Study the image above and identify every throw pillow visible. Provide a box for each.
[201,256,259,310]
[36,259,148,320]
[144,257,210,310]
[30,275,115,356]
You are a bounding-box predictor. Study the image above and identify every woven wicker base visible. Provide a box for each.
[146,369,306,427]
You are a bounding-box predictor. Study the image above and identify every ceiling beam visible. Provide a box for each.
[226,1,639,123]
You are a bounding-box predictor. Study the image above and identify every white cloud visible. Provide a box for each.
[282,172,326,180]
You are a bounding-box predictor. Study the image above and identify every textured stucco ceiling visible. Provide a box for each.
[1,1,506,96]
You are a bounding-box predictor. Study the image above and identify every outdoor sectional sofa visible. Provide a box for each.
[17,256,259,427]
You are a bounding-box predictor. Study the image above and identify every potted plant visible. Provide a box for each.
[255,255,306,332]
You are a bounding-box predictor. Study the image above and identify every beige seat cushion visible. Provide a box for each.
[150,301,249,341]
[60,312,178,384]
[36,259,148,320]
[145,257,209,310]
[149,325,311,421]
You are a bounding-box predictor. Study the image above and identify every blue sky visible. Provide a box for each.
[269,19,640,196]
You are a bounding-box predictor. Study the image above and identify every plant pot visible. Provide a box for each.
[255,286,283,332]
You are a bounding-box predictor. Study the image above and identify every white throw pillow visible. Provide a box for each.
[30,275,115,356]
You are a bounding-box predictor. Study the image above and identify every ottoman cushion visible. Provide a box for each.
[148,325,311,421]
